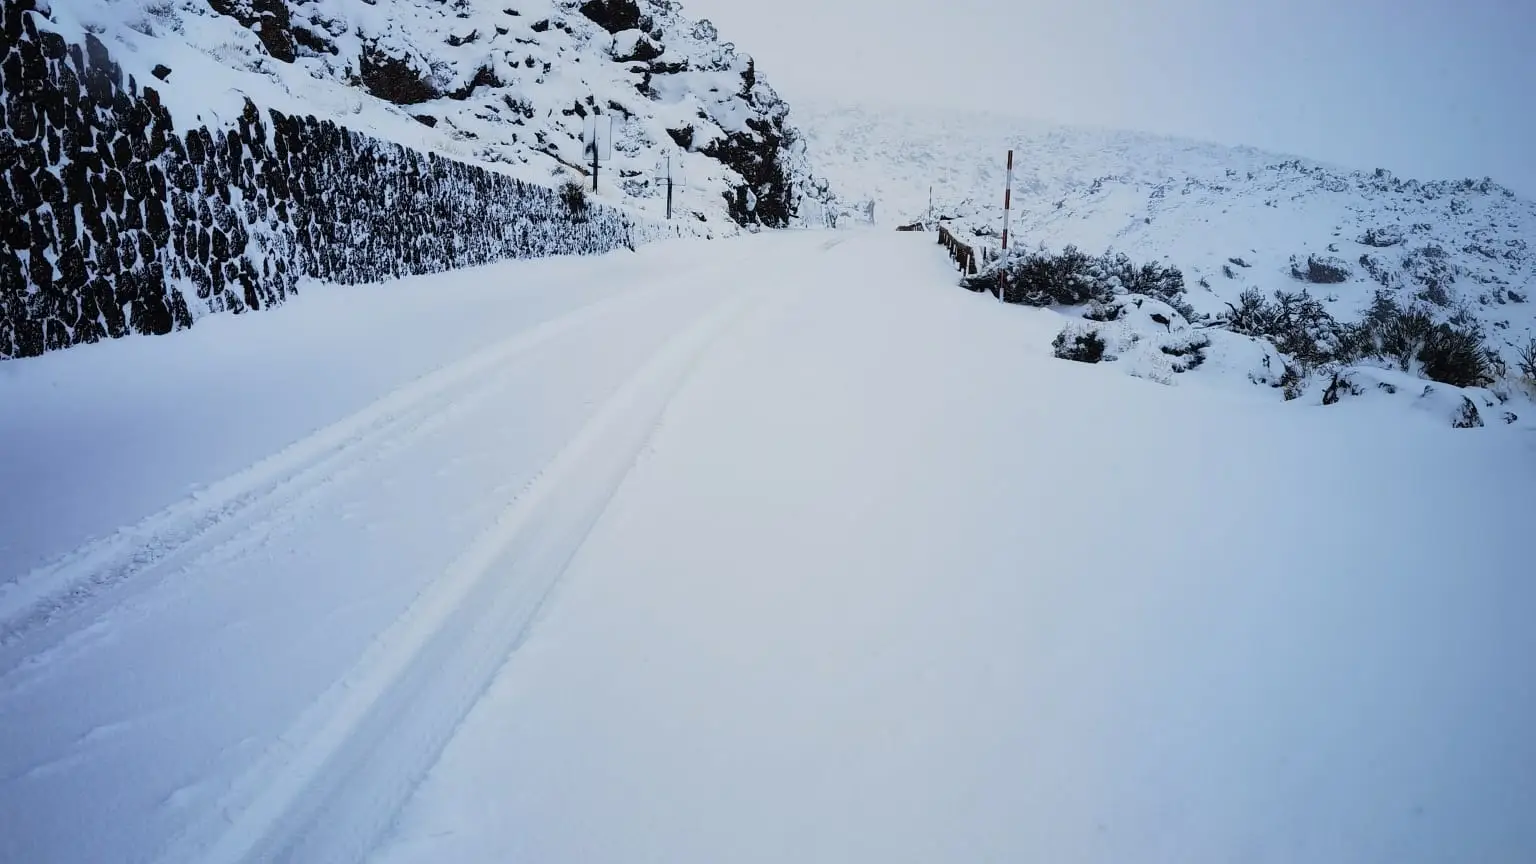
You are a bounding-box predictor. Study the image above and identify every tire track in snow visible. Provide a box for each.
[160,281,770,864]
[0,372,515,691]
[0,282,668,650]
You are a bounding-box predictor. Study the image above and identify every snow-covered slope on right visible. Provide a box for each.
[797,101,1536,429]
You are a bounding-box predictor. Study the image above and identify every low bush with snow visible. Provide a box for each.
[1051,326,1106,363]
[966,245,1194,319]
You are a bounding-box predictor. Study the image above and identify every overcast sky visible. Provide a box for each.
[680,0,1536,196]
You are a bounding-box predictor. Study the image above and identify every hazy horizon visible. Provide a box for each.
[681,0,1536,197]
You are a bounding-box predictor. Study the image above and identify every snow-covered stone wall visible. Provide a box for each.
[1,0,635,359]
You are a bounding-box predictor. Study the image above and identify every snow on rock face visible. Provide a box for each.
[56,0,820,229]
[799,100,1536,428]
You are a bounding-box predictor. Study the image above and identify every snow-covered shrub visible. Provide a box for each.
[1519,338,1536,382]
[1417,324,1493,388]
[978,246,1189,313]
[561,180,589,218]
[1005,246,1111,306]
[1097,252,1196,319]
[1159,333,1211,372]
[1218,288,1357,368]
[1357,292,1492,387]
[1360,291,1435,370]
[1100,252,1180,300]
[1276,363,1304,401]
[1052,326,1107,363]
[1082,299,1125,322]
[1322,370,1365,405]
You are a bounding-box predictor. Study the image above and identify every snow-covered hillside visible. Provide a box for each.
[50,0,819,229]
[799,101,1536,427]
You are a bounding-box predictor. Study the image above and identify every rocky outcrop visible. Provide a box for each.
[1291,254,1351,284]
[359,43,440,106]
[205,0,295,62]
[579,0,643,35]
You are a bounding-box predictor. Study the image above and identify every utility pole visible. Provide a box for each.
[665,153,673,219]
[657,151,685,220]
[583,115,612,194]
[999,149,1014,302]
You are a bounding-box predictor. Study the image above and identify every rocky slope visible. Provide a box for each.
[51,0,820,230]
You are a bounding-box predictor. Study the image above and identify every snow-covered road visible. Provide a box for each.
[2,231,1532,863]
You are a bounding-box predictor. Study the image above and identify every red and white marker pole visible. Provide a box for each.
[999,149,1013,302]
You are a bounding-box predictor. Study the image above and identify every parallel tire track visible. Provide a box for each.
[0,283,666,650]
[161,283,769,864]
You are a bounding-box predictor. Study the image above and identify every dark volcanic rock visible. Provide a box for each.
[205,0,296,62]
[579,0,641,34]
[360,44,439,105]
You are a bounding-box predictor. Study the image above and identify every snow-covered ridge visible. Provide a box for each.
[799,100,1536,428]
[51,0,820,229]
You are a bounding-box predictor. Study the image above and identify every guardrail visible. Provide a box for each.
[937,225,979,276]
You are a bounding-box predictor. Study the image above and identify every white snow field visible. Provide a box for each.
[1,230,1532,864]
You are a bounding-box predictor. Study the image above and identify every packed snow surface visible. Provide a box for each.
[1,231,1531,863]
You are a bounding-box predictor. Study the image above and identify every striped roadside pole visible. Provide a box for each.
[999,149,1014,302]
